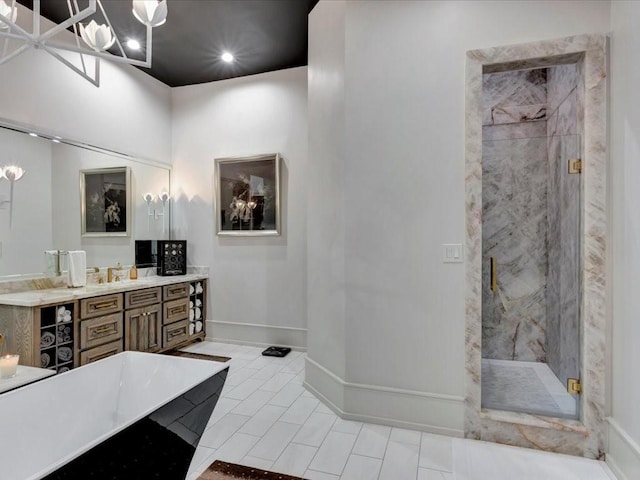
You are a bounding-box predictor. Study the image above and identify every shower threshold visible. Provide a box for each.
[481,358,577,419]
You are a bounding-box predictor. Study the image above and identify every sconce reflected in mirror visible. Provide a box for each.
[0,165,26,227]
[142,191,170,233]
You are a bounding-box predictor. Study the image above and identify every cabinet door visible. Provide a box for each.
[125,304,162,353]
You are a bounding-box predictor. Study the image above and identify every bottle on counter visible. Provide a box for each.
[130,265,138,280]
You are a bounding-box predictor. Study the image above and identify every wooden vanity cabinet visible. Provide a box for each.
[160,280,207,348]
[124,288,162,353]
[0,277,207,372]
[78,295,124,366]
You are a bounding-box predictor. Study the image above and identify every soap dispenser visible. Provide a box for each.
[130,264,138,280]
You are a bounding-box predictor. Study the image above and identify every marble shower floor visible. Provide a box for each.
[481,358,577,418]
[183,341,614,480]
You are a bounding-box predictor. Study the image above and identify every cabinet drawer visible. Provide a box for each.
[163,297,189,325]
[163,283,189,301]
[80,339,123,365]
[125,287,162,309]
[80,294,123,319]
[80,313,123,350]
[162,319,189,350]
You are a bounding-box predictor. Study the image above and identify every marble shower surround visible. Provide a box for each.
[465,35,607,458]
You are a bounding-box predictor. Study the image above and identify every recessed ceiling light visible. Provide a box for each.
[126,39,141,50]
[221,51,234,63]
[29,132,38,137]
[52,138,61,143]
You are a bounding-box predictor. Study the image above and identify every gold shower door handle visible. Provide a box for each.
[490,257,497,292]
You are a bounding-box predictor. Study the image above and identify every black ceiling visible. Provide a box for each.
[18,0,318,87]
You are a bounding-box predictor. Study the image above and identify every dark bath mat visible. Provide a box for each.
[198,460,306,479]
[165,350,231,363]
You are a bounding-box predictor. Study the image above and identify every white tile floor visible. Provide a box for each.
[184,342,616,480]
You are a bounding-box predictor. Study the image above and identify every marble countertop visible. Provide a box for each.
[0,365,56,394]
[0,274,208,307]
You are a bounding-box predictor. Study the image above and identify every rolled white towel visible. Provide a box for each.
[67,251,87,288]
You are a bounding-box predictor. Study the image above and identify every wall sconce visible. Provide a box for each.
[0,165,26,227]
[142,191,170,233]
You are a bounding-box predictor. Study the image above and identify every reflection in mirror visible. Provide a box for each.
[0,125,171,277]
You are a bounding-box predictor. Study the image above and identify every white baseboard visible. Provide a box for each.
[304,356,465,437]
[606,417,640,480]
[206,320,307,350]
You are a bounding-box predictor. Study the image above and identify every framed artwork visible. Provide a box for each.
[215,153,280,236]
[80,167,130,237]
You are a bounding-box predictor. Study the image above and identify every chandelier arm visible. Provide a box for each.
[37,0,97,43]
[0,15,35,40]
[45,40,151,67]
[146,24,152,63]
[69,0,88,75]
[0,43,30,66]
[0,30,29,42]
[41,45,99,87]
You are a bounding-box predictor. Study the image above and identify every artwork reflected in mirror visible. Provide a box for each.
[81,167,130,237]
[215,154,280,236]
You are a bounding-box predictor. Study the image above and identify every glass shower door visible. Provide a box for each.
[480,134,581,420]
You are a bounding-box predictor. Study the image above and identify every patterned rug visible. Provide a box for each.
[197,460,306,479]
[164,350,231,363]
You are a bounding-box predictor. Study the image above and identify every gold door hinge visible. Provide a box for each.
[567,378,582,394]
[568,158,582,174]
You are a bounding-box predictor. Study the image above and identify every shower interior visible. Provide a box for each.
[481,61,582,419]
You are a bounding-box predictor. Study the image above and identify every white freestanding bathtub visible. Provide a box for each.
[0,351,228,480]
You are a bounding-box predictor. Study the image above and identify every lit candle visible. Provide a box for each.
[0,354,19,379]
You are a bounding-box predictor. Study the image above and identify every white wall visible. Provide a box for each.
[171,67,308,348]
[0,4,172,164]
[607,3,640,478]
[307,0,611,434]
[307,0,347,384]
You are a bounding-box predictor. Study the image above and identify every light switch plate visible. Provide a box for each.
[443,243,463,263]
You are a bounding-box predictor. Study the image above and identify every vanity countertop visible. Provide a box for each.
[0,274,208,307]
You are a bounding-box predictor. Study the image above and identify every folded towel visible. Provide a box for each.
[67,250,87,288]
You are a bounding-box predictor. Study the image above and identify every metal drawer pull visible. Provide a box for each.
[92,324,115,336]
[133,293,157,301]
[91,350,117,362]
[168,328,186,340]
[91,300,117,310]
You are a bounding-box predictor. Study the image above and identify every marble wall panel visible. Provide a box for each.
[482,121,546,142]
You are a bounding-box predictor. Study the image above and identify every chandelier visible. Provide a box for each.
[0,0,167,86]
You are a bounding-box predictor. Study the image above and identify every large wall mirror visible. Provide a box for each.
[0,121,171,278]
